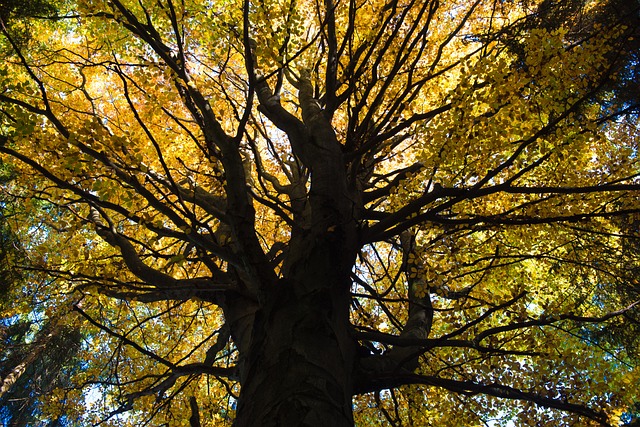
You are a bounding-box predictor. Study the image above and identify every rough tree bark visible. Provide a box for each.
[231,66,361,426]
[233,266,356,426]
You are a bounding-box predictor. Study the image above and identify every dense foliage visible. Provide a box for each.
[0,0,639,425]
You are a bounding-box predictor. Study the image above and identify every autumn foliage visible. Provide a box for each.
[0,0,639,425]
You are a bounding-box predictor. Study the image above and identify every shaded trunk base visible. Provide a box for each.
[233,281,355,427]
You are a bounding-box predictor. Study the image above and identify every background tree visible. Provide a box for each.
[0,0,639,425]
[0,164,84,426]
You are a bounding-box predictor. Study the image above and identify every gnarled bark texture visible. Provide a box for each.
[229,64,360,426]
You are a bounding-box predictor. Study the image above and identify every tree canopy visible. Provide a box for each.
[0,0,639,425]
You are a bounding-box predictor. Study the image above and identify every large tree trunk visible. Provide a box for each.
[232,61,358,426]
[233,235,357,427]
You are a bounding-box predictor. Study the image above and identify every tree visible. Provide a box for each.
[0,156,84,426]
[0,0,639,425]
[0,317,83,427]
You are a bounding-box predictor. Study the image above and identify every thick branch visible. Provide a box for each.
[89,208,227,298]
[254,75,310,165]
[355,373,610,426]
[365,181,640,243]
